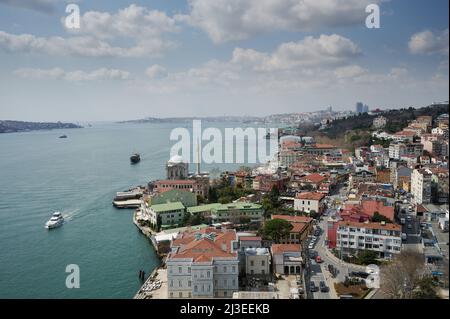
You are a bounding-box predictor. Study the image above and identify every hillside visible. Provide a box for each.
[0,120,82,134]
[317,103,449,138]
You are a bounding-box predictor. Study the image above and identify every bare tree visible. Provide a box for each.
[380,251,430,299]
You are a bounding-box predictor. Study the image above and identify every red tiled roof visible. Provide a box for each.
[271,244,302,254]
[296,192,326,201]
[271,215,313,224]
[300,173,326,184]
[314,144,337,148]
[338,220,401,231]
[170,228,238,262]
[240,236,262,241]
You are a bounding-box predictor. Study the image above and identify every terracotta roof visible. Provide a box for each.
[314,144,337,148]
[240,236,262,241]
[338,220,401,232]
[296,192,326,201]
[170,228,238,262]
[271,215,313,224]
[300,173,326,184]
[271,244,302,254]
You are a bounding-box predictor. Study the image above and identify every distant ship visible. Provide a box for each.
[45,212,64,229]
[130,153,141,164]
[59,135,68,139]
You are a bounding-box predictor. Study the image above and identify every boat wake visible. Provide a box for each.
[62,209,80,221]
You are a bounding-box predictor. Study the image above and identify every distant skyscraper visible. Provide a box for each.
[356,102,364,114]
[363,104,369,113]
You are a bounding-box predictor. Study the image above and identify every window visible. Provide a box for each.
[188,281,191,287]
[188,267,191,274]
[224,266,227,273]
[170,280,173,287]
[262,269,265,275]
[224,291,228,297]
[261,260,265,266]
[232,279,236,286]
[224,279,227,286]
[232,266,236,273]
[170,292,173,298]
[207,271,210,278]
[194,285,198,292]
[250,260,254,266]
[178,267,182,273]
[179,292,182,298]
[178,280,182,287]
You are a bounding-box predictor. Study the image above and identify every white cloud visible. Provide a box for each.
[13,67,130,81]
[232,34,361,71]
[334,65,367,78]
[67,4,179,40]
[0,5,179,57]
[146,65,168,79]
[180,0,383,43]
[0,31,174,57]
[408,29,449,55]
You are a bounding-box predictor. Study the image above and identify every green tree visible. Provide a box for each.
[262,219,293,243]
[208,187,218,203]
[357,250,378,265]
[372,212,392,224]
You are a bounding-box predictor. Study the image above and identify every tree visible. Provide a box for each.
[380,251,431,299]
[357,250,378,265]
[262,219,293,243]
[372,212,392,224]
[208,187,218,203]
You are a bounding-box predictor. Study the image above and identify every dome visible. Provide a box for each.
[168,155,185,164]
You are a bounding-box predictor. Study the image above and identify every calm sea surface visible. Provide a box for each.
[0,121,252,298]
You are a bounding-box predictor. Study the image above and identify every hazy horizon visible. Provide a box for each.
[0,0,448,122]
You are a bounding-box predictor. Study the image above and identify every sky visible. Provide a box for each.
[0,0,448,122]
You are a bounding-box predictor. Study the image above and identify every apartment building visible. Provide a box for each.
[411,168,433,204]
[167,228,239,299]
[335,221,402,258]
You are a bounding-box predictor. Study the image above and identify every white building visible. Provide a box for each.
[245,248,271,276]
[167,228,239,299]
[336,221,402,258]
[147,201,185,228]
[411,168,433,204]
[294,192,325,214]
[271,244,302,275]
[373,116,387,129]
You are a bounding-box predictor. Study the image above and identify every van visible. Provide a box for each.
[310,281,317,292]
[401,233,407,241]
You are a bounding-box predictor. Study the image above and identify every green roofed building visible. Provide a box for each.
[187,202,263,223]
[150,189,198,207]
[148,201,186,229]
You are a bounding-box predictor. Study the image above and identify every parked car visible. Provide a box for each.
[310,281,317,292]
[310,250,318,259]
[319,281,329,292]
[308,243,314,250]
[406,215,412,221]
[407,224,412,229]
[315,255,323,263]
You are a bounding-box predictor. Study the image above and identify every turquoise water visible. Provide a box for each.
[0,122,252,298]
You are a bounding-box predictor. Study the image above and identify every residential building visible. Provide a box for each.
[148,202,186,229]
[373,116,387,129]
[271,244,302,275]
[294,192,326,214]
[167,228,239,298]
[334,221,402,258]
[245,248,271,277]
[186,202,264,224]
[271,214,314,244]
[411,168,433,204]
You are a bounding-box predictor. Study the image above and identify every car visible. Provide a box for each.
[315,255,323,263]
[319,281,329,292]
[308,243,314,249]
[407,224,412,229]
[310,281,317,292]
[406,215,412,221]
[310,251,318,259]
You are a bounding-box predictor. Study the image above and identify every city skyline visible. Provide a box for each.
[0,0,449,122]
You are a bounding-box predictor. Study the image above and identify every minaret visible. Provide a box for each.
[196,138,201,175]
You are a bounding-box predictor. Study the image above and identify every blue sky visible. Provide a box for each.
[0,0,448,121]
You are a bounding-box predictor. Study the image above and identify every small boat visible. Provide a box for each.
[59,135,67,139]
[45,212,64,229]
[130,153,141,164]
